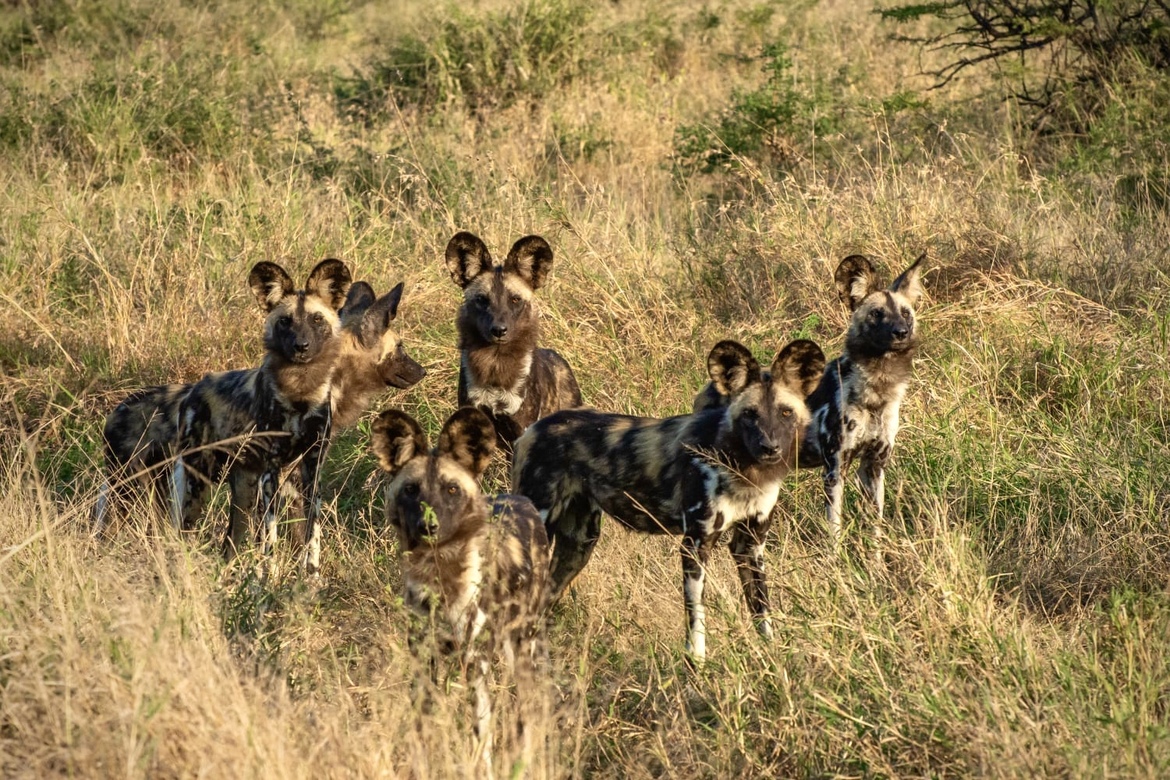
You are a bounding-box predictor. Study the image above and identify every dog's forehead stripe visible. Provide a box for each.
[502,276,533,301]
[378,330,401,362]
[304,296,341,324]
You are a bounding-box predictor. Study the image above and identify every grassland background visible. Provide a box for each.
[1,0,1169,777]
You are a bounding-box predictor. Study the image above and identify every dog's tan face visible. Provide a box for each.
[338,281,426,391]
[836,254,925,359]
[371,407,496,551]
[708,339,825,463]
[250,258,350,364]
[445,231,553,347]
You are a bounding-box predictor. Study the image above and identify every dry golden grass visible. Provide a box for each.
[2,0,1169,776]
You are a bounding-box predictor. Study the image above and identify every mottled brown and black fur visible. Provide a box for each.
[332,281,427,428]
[371,406,550,759]
[512,339,824,663]
[96,279,425,538]
[806,254,925,546]
[170,259,351,572]
[694,254,926,549]
[95,383,191,535]
[445,231,582,453]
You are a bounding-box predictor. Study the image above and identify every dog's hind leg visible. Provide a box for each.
[546,494,601,601]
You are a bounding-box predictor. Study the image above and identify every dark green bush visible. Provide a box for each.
[673,43,837,175]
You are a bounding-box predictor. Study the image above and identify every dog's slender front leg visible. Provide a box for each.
[728,514,773,638]
[470,650,494,778]
[682,530,717,665]
[824,454,845,548]
[257,469,279,557]
[858,450,888,553]
[300,437,329,575]
[547,502,602,600]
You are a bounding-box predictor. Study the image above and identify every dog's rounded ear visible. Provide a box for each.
[707,340,761,397]
[340,281,377,326]
[249,262,296,312]
[889,252,926,307]
[436,407,496,480]
[306,258,353,310]
[446,232,493,288]
[834,255,877,311]
[359,282,405,346]
[504,235,554,291]
[370,409,427,476]
[770,339,826,397]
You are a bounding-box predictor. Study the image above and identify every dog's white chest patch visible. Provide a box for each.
[708,477,780,535]
[464,352,531,416]
[840,395,903,456]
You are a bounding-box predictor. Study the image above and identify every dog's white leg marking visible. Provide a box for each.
[824,453,845,549]
[170,459,188,531]
[304,495,322,575]
[682,533,710,664]
[259,471,279,557]
[93,482,110,537]
[473,654,494,778]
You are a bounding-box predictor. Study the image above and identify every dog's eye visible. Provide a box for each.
[403,483,420,497]
[278,315,292,328]
[312,312,324,324]
[510,294,522,305]
[474,295,490,309]
[781,408,792,418]
[901,307,911,319]
[445,483,460,496]
[869,309,883,321]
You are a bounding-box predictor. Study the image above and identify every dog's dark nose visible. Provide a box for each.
[758,439,780,457]
[490,324,508,339]
[294,338,311,354]
[419,515,439,537]
[892,325,909,339]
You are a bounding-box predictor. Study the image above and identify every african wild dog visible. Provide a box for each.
[169,259,351,572]
[512,339,825,663]
[807,253,925,547]
[96,278,426,538]
[693,254,926,550]
[445,231,582,453]
[371,406,551,760]
[331,280,427,428]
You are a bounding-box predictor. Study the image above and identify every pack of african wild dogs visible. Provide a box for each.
[96,231,925,760]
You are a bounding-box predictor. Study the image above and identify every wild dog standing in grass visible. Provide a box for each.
[96,278,426,540]
[445,231,582,454]
[808,253,925,548]
[371,406,551,764]
[694,254,926,552]
[512,339,825,663]
[170,259,351,572]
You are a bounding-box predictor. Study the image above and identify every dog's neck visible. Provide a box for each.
[261,340,340,410]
